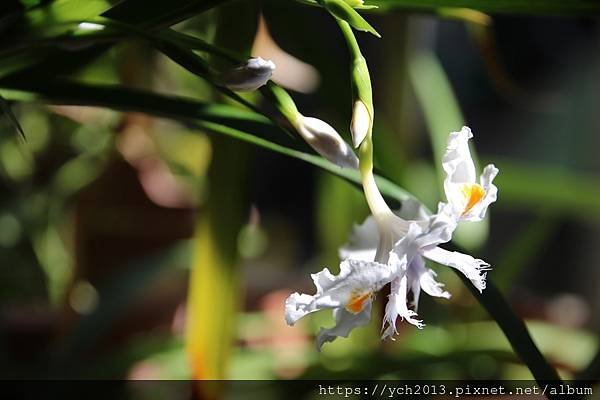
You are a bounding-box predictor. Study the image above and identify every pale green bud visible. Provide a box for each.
[295,115,358,169]
[350,100,370,148]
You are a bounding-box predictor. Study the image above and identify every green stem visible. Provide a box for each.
[337,18,362,58]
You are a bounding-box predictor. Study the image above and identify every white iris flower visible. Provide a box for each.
[284,126,498,347]
[285,259,395,349]
[341,200,490,339]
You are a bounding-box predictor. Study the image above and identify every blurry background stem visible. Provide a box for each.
[185,0,257,391]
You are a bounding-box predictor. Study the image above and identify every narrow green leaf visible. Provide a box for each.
[0,94,26,140]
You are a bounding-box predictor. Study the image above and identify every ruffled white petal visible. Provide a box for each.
[391,221,422,254]
[407,258,423,310]
[441,127,500,222]
[382,274,424,340]
[408,255,451,306]
[417,266,452,300]
[442,126,476,217]
[285,293,315,325]
[284,259,394,326]
[442,126,477,187]
[316,304,372,350]
[422,246,490,292]
[414,202,457,249]
[462,164,499,222]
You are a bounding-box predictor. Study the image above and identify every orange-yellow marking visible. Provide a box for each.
[346,292,372,314]
[461,183,485,215]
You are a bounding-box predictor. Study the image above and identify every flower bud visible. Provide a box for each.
[295,115,358,169]
[350,100,370,148]
[221,57,276,92]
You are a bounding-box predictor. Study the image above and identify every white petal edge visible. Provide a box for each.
[284,259,394,326]
[382,274,424,340]
[422,246,490,292]
[442,126,477,185]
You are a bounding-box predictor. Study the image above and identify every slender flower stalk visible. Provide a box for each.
[337,19,374,149]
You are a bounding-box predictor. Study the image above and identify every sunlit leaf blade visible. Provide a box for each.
[25,0,115,29]
[370,0,600,15]
[0,94,26,140]
[186,137,249,383]
[186,3,256,387]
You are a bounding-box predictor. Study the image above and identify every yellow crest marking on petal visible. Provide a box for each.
[461,183,485,215]
[346,292,372,314]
